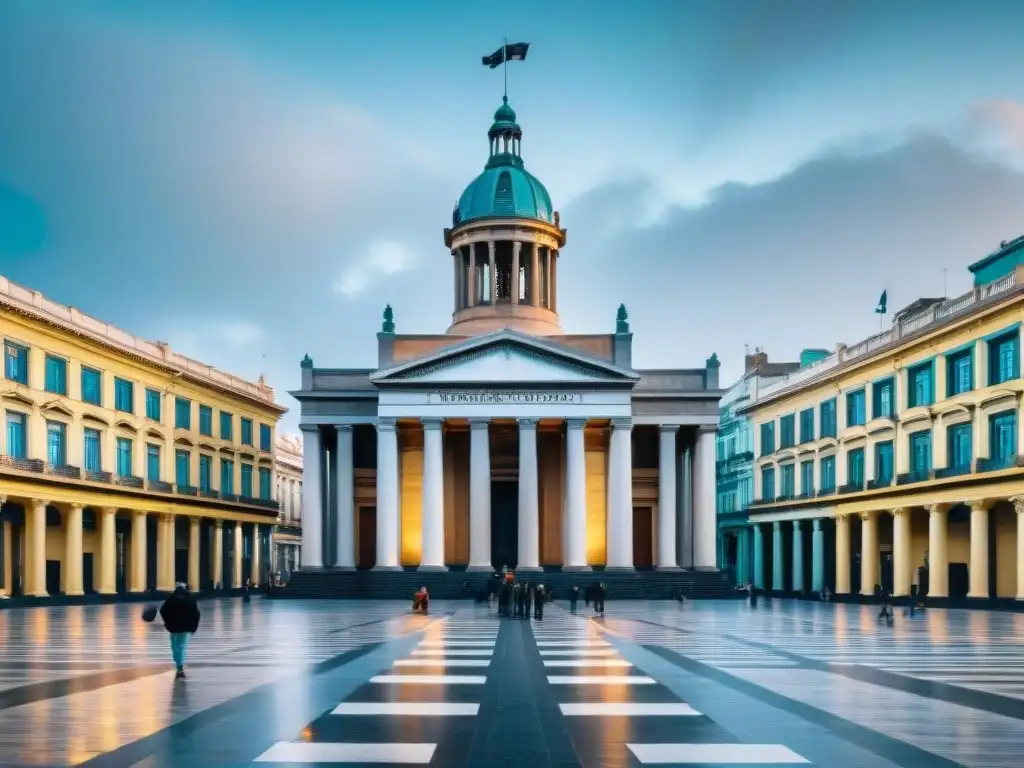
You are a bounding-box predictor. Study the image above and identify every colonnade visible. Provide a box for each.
[300,418,719,571]
[453,241,558,311]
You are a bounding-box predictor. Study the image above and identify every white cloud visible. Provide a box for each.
[220,321,264,347]
[961,100,1024,166]
[333,241,417,297]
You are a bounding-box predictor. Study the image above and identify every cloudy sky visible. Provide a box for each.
[3,1,1024,430]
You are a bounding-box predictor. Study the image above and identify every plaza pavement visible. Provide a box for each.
[0,597,1020,766]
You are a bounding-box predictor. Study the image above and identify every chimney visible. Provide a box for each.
[744,350,768,372]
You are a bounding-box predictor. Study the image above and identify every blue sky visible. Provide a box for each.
[3,1,1024,430]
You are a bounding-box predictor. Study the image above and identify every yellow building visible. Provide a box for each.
[740,239,1024,604]
[0,274,286,599]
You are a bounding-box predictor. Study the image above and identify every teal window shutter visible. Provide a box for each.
[989,411,1017,461]
[81,367,102,405]
[948,424,972,469]
[44,355,67,395]
[258,467,271,500]
[199,405,213,436]
[147,444,161,482]
[4,343,28,385]
[6,411,26,458]
[116,437,133,476]
[46,420,66,466]
[175,397,191,429]
[241,463,253,497]
[220,411,233,440]
[146,389,162,421]
[221,459,234,494]
[83,428,101,472]
[114,378,134,413]
[874,441,893,483]
[259,424,272,451]
[176,449,191,486]
[199,454,212,491]
[910,431,932,475]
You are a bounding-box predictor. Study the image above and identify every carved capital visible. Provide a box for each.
[610,417,633,431]
[100,506,118,516]
[376,418,397,431]
[891,507,909,518]
[68,502,84,512]
[926,503,949,515]
[0,495,6,507]
[29,498,48,510]
[298,424,321,434]
[697,425,718,435]
[858,512,873,522]
[161,512,174,523]
[468,418,491,429]
[1013,497,1024,516]
[517,418,538,429]
[969,499,990,513]
[658,424,680,433]
[334,424,354,434]
[420,417,444,430]
[189,515,201,527]
[214,519,224,529]
[565,418,588,430]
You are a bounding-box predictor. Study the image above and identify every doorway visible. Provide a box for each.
[633,507,653,569]
[491,481,518,570]
[358,507,376,569]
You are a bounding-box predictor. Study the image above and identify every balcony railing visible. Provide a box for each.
[0,453,279,512]
[756,494,776,505]
[839,482,865,495]
[897,469,932,486]
[816,487,836,497]
[977,455,1020,473]
[935,464,972,480]
[866,476,893,490]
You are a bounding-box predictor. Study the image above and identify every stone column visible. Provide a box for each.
[606,418,634,570]
[677,445,693,568]
[300,426,323,568]
[375,418,401,570]
[752,524,764,589]
[968,500,990,598]
[250,524,261,585]
[232,522,243,587]
[564,418,589,570]
[530,244,540,307]
[98,507,117,595]
[791,520,804,594]
[860,512,878,596]
[25,499,47,597]
[468,419,492,570]
[811,518,825,593]
[188,517,201,591]
[1014,498,1024,600]
[62,503,84,596]
[771,521,784,592]
[517,418,541,570]
[892,508,911,597]
[468,243,476,307]
[511,242,521,305]
[420,418,446,570]
[130,510,147,592]
[927,503,949,598]
[835,515,851,594]
[157,514,175,591]
[452,250,460,309]
[212,520,224,588]
[335,425,355,569]
[488,240,497,306]
[657,425,679,569]
[692,427,717,568]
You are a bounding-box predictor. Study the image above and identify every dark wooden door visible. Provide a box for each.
[632,507,654,569]
[491,481,518,570]
[358,507,376,570]
[82,553,94,594]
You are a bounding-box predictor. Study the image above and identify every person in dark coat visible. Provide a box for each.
[569,585,579,611]
[594,582,606,616]
[534,585,545,620]
[513,583,524,617]
[523,582,532,619]
[159,582,201,679]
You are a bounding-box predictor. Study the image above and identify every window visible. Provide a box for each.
[846,389,866,427]
[175,449,191,487]
[820,398,837,438]
[175,397,191,429]
[258,467,272,500]
[83,427,101,472]
[874,440,894,484]
[147,444,161,482]
[241,418,253,446]
[81,367,102,405]
[779,415,795,448]
[46,420,66,466]
[908,361,934,408]
[819,455,836,491]
[847,447,865,487]
[220,458,234,494]
[759,422,775,455]
[145,389,162,422]
[199,405,213,436]
[5,411,26,458]
[800,460,814,495]
[116,437,133,477]
[799,409,814,443]
[910,431,932,476]
[760,466,775,501]
[114,377,134,413]
[872,377,894,419]
[948,423,972,470]
[989,411,1017,462]
[946,349,973,397]
[988,331,1019,386]
[220,411,233,441]
[199,454,212,492]
[4,342,28,385]
[780,464,795,497]
[44,355,67,395]
[240,463,253,497]
[260,423,272,452]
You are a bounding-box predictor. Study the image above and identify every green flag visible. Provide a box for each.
[875,290,887,315]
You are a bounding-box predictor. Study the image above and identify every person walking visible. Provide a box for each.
[594,582,606,616]
[534,585,545,620]
[569,585,579,612]
[159,582,201,679]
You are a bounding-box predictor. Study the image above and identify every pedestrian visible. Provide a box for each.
[159,582,200,679]
[594,582,606,616]
[523,581,533,619]
[243,578,251,603]
[569,585,579,612]
[534,585,545,620]
[747,580,758,608]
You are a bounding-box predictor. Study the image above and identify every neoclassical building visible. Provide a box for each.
[274,434,302,577]
[292,99,722,575]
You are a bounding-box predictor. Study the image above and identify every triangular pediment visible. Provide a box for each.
[371,329,638,386]
[40,400,74,418]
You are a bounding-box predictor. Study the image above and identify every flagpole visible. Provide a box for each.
[503,37,508,99]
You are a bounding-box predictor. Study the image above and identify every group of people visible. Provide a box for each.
[495,569,547,620]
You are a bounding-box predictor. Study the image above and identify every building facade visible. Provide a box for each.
[274,434,302,578]
[292,99,723,574]
[715,351,802,583]
[0,274,286,597]
[739,237,1024,602]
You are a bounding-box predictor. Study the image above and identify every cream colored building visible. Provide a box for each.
[0,274,286,597]
[292,98,723,575]
[274,434,302,576]
[739,239,1024,603]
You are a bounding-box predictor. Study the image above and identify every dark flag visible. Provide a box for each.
[875,290,888,315]
[482,42,530,69]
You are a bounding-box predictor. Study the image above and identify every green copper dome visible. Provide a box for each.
[453,98,554,226]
